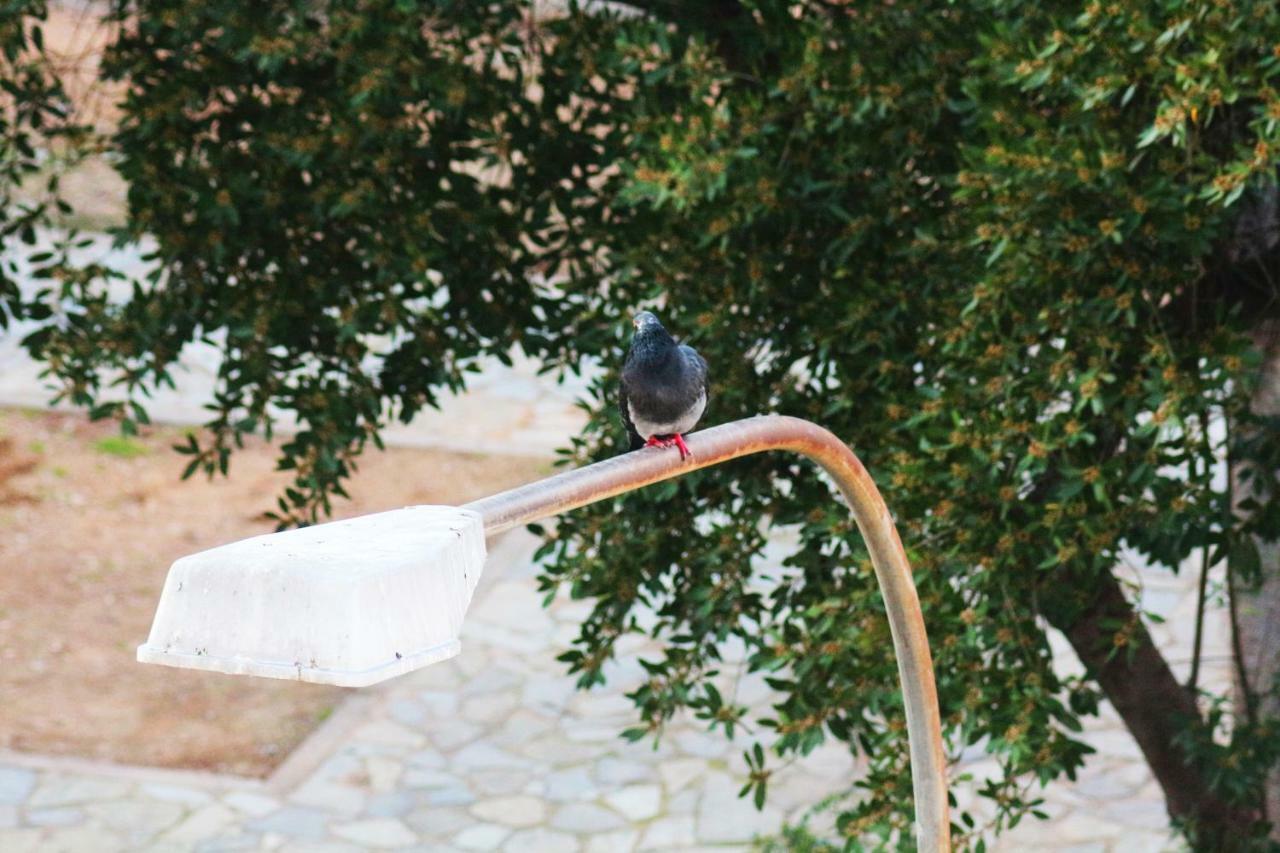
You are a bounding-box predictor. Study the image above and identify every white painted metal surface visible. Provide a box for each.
[137,506,487,687]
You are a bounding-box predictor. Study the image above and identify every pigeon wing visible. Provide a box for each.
[679,344,709,419]
[618,376,645,450]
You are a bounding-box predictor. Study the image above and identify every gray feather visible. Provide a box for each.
[619,314,710,445]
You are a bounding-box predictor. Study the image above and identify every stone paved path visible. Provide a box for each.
[0,236,1228,850]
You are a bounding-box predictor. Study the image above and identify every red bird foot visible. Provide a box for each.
[645,434,693,461]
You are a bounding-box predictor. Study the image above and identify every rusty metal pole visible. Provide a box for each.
[463,414,950,851]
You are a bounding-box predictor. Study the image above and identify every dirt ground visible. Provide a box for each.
[0,408,548,777]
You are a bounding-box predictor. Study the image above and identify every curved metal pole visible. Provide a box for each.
[463,414,950,851]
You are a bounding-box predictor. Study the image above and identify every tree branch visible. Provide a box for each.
[1187,543,1210,696]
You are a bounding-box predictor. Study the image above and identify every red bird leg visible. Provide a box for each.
[672,433,691,460]
[645,435,674,448]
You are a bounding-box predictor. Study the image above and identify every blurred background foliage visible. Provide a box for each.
[3,0,1280,848]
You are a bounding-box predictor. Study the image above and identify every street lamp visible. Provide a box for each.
[137,414,950,851]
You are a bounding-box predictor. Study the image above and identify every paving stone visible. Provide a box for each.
[454,824,511,850]
[999,811,1128,846]
[495,709,556,741]
[0,767,36,805]
[1084,730,1144,763]
[389,700,427,727]
[599,655,648,687]
[501,827,582,852]
[424,783,475,807]
[550,801,626,833]
[403,804,473,838]
[349,742,407,763]
[27,806,86,826]
[222,791,283,818]
[454,648,497,678]
[515,736,603,763]
[470,583,553,631]
[355,721,428,749]
[461,691,522,726]
[674,729,730,759]
[365,790,417,818]
[365,757,403,793]
[640,815,697,849]
[246,807,332,840]
[604,784,662,821]
[798,740,857,779]
[0,827,45,853]
[159,802,238,845]
[402,768,464,790]
[331,817,418,848]
[552,623,584,648]
[1072,767,1146,801]
[470,769,532,797]
[657,758,705,794]
[141,783,214,806]
[405,749,448,770]
[288,779,367,816]
[28,776,130,808]
[451,742,530,772]
[1092,834,1174,853]
[595,757,654,787]
[564,723,620,743]
[585,829,640,853]
[460,666,524,695]
[665,787,699,815]
[316,752,364,778]
[543,767,598,802]
[470,795,547,827]
[568,690,635,718]
[552,600,595,623]
[34,825,130,852]
[195,833,261,852]
[416,691,461,717]
[733,672,775,706]
[429,719,485,750]
[85,798,184,834]
[695,771,784,844]
[521,677,577,711]
[406,661,464,691]
[277,841,367,853]
[1100,798,1170,832]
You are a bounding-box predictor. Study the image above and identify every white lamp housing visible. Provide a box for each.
[136,506,487,687]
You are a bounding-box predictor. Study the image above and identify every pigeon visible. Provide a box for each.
[619,311,709,461]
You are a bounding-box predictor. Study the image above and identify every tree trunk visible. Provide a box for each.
[1042,568,1260,847]
[1237,319,1280,842]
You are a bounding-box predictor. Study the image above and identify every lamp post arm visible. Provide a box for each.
[462,414,950,851]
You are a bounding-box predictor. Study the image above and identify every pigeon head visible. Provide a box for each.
[632,310,664,333]
[628,310,676,362]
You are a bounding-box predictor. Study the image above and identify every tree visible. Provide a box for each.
[5,0,1280,848]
